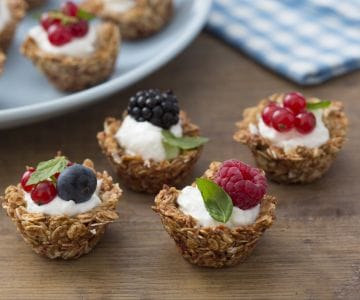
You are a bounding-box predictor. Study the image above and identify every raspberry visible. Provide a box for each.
[215,160,267,210]
[128,89,180,129]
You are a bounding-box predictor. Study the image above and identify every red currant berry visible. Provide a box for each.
[20,167,36,192]
[40,13,60,31]
[70,20,89,38]
[54,161,74,179]
[261,102,280,127]
[61,1,78,17]
[271,108,295,132]
[48,24,72,46]
[283,92,307,115]
[31,181,57,205]
[295,112,316,134]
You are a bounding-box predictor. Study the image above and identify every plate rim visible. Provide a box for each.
[0,0,212,128]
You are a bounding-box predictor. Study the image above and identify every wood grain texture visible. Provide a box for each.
[0,33,359,300]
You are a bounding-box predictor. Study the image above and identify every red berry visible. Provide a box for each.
[295,112,316,134]
[283,92,307,115]
[20,167,36,193]
[48,24,72,46]
[61,1,78,17]
[215,160,267,210]
[54,161,74,179]
[40,13,60,31]
[271,108,295,132]
[69,20,89,38]
[31,181,57,205]
[261,102,280,127]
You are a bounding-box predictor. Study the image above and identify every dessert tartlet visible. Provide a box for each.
[2,156,122,260]
[97,89,208,194]
[0,0,27,51]
[81,0,173,40]
[234,92,348,184]
[25,0,47,10]
[153,159,276,268]
[21,1,121,92]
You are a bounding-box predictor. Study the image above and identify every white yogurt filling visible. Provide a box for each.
[0,0,11,32]
[24,180,102,217]
[28,24,97,56]
[251,110,330,153]
[115,115,183,162]
[177,186,260,228]
[103,0,136,13]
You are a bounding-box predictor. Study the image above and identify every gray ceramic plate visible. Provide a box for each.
[0,0,212,129]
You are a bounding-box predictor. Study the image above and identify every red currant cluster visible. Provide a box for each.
[261,92,316,134]
[40,2,90,46]
[20,162,73,205]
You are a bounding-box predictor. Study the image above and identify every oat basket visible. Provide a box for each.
[1,159,122,260]
[21,22,120,92]
[153,161,276,268]
[97,111,203,194]
[0,0,27,51]
[234,93,348,184]
[81,0,173,40]
[25,0,46,9]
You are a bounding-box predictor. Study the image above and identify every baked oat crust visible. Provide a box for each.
[1,159,122,260]
[97,111,203,194]
[234,93,348,184]
[21,22,121,92]
[153,161,276,268]
[0,0,27,51]
[81,0,173,40]
[25,0,46,9]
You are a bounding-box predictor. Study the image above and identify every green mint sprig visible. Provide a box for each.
[34,8,95,25]
[307,100,331,111]
[162,130,209,160]
[27,156,69,186]
[196,178,233,223]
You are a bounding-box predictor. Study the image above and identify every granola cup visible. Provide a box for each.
[81,0,173,40]
[21,22,120,92]
[153,161,276,268]
[0,51,5,74]
[25,0,46,9]
[0,0,27,51]
[234,93,348,184]
[97,111,203,194]
[1,159,122,260]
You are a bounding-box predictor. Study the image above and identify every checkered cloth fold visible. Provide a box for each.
[207,0,360,85]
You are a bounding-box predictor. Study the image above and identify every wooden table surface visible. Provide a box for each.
[0,33,359,300]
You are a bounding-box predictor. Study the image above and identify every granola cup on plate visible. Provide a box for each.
[234,93,348,184]
[153,161,276,268]
[81,0,173,40]
[21,21,121,92]
[2,159,122,260]
[0,0,27,51]
[97,111,203,194]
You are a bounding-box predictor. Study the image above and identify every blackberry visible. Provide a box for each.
[128,89,180,129]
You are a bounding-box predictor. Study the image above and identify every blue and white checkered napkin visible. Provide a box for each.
[207,0,360,85]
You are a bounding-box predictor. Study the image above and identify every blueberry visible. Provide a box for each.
[57,164,97,203]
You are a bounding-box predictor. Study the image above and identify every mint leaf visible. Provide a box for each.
[27,157,68,186]
[307,100,331,110]
[196,178,233,223]
[77,9,95,21]
[162,130,209,150]
[163,142,180,160]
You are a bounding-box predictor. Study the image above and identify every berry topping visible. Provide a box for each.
[61,1,78,17]
[283,92,306,115]
[271,107,295,132]
[31,181,57,205]
[69,20,89,38]
[48,24,72,46]
[295,111,316,134]
[57,164,97,203]
[128,89,180,129]
[215,160,267,210]
[40,13,60,31]
[261,102,280,126]
[21,167,36,193]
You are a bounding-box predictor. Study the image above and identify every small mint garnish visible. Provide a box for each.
[307,100,331,110]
